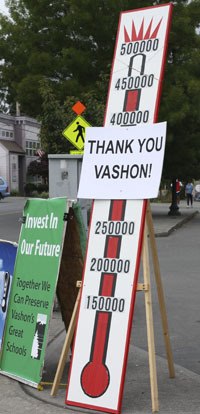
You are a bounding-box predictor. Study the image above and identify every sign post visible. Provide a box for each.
[66,4,173,413]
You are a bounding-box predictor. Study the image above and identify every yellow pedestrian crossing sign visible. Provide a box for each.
[62,115,91,151]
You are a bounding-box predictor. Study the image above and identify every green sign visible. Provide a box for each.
[0,198,68,386]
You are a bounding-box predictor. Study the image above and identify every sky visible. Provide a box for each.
[0,0,8,15]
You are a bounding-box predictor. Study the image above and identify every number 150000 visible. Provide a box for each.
[85,295,125,313]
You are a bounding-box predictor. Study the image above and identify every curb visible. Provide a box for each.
[155,210,199,237]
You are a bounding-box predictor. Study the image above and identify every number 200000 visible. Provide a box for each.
[90,258,130,274]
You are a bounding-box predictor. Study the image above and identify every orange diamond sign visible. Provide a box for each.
[72,101,86,115]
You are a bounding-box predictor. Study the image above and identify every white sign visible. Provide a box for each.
[104,4,172,127]
[66,3,173,414]
[66,199,146,412]
[78,122,166,200]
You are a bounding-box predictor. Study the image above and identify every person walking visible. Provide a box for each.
[176,179,183,204]
[185,181,194,207]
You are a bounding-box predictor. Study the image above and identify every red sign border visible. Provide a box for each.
[104,2,173,126]
[66,199,147,414]
[66,3,173,413]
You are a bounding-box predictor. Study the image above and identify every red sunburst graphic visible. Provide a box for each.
[124,18,162,42]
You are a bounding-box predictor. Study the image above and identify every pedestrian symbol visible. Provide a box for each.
[62,115,91,151]
[73,122,85,144]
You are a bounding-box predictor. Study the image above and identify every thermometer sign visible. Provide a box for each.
[66,199,146,411]
[66,3,172,413]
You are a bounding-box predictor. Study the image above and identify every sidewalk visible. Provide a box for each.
[0,200,200,414]
[151,200,200,237]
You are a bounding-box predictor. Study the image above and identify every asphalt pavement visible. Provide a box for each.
[0,199,200,414]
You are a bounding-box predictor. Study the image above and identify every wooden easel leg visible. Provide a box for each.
[146,201,175,379]
[142,222,159,413]
[51,287,81,397]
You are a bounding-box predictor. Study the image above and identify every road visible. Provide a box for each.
[133,211,200,376]
[0,197,200,377]
[0,197,27,243]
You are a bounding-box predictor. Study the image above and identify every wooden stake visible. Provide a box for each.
[146,201,175,379]
[142,221,159,413]
[51,286,81,397]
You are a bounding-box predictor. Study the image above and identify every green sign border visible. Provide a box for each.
[0,198,68,386]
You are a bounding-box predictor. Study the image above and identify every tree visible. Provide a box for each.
[27,152,49,184]
[0,1,72,116]
[0,0,199,181]
[38,79,70,154]
[0,0,153,116]
[159,0,200,180]
[31,329,39,359]
[39,73,109,154]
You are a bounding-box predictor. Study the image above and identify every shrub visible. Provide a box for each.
[31,191,39,198]
[24,183,37,196]
[40,191,49,199]
[37,183,49,193]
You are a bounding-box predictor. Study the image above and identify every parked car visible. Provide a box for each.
[0,177,10,199]
[194,192,200,201]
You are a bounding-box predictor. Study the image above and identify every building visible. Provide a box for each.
[0,112,41,195]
